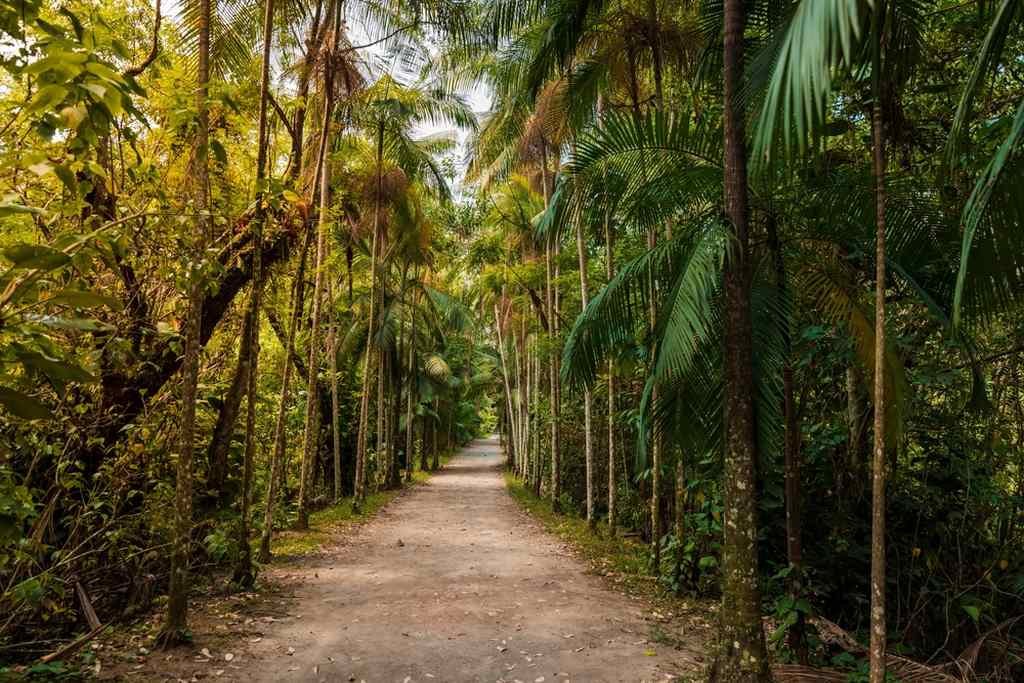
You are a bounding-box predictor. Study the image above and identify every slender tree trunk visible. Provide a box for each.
[869,5,889,681]
[495,304,517,472]
[673,454,686,587]
[207,306,254,493]
[421,416,431,472]
[329,284,342,500]
[431,398,440,470]
[377,348,386,477]
[541,146,562,512]
[520,319,529,479]
[513,327,524,473]
[404,277,418,483]
[295,35,338,528]
[158,0,210,645]
[602,97,617,536]
[647,0,664,110]
[710,0,771,679]
[232,0,276,590]
[769,212,806,660]
[648,229,662,575]
[287,0,324,183]
[258,220,314,562]
[575,218,595,531]
[524,330,532,483]
[532,342,542,496]
[355,120,386,510]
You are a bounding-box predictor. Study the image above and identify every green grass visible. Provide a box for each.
[271,455,456,558]
[504,472,662,600]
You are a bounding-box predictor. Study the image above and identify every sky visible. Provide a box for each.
[158,0,492,192]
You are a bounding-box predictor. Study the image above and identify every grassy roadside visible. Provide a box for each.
[271,455,453,557]
[504,472,666,601]
[40,455,462,682]
[504,472,715,677]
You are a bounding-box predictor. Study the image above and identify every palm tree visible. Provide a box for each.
[296,0,343,530]
[232,0,277,588]
[347,74,476,508]
[751,1,926,676]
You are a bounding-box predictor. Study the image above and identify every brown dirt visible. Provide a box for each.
[104,436,705,682]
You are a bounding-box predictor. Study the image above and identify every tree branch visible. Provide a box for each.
[123,0,161,78]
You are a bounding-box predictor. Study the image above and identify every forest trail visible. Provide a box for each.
[219,436,698,682]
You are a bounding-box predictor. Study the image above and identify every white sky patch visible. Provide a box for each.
[159,0,491,194]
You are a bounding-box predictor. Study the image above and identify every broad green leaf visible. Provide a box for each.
[0,203,42,218]
[3,244,70,269]
[16,351,95,383]
[30,316,115,332]
[0,386,51,420]
[49,288,120,309]
[29,84,68,113]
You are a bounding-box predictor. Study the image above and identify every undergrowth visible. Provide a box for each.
[271,456,452,558]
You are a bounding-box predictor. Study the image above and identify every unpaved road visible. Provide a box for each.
[223,436,697,682]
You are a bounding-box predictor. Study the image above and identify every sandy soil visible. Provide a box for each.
[119,436,703,682]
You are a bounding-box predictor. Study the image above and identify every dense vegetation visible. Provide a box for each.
[1,0,1023,681]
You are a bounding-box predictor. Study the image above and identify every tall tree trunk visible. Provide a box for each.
[532,342,542,496]
[431,398,440,471]
[404,276,418,483]
[601,96,617,537]
[520,319,529,479]
[232,0,276,590]
[541,145,562,512]
[329,284,342,501]
[575,218,595,531]
[647,0,664,110]
[673,453,686,588]
[355,120,386,510]
[769,212,806,660]
[648,231,661,576]
[711,0,771,679]
[206,306,254,493]
[295,27,338,527]
[869,4,889,681]
[158,0,210,646]
[495,303,517,472]
[287,0,325,183]
[258,219,314,562]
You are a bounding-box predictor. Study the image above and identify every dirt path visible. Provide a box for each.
[208,437,698,682]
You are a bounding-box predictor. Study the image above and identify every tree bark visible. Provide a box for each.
[355,119,386,511]
[869,4,890,681]
[541,146,561,512]
[158,0,209,646]
[206,305,254,494]
[575,217,595,532]
[232,0,276,589]
[258,223,312,562]
[295,30,337,528]
[404,279,418,483]
[710,0,771,679]
[330,285,342,500]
